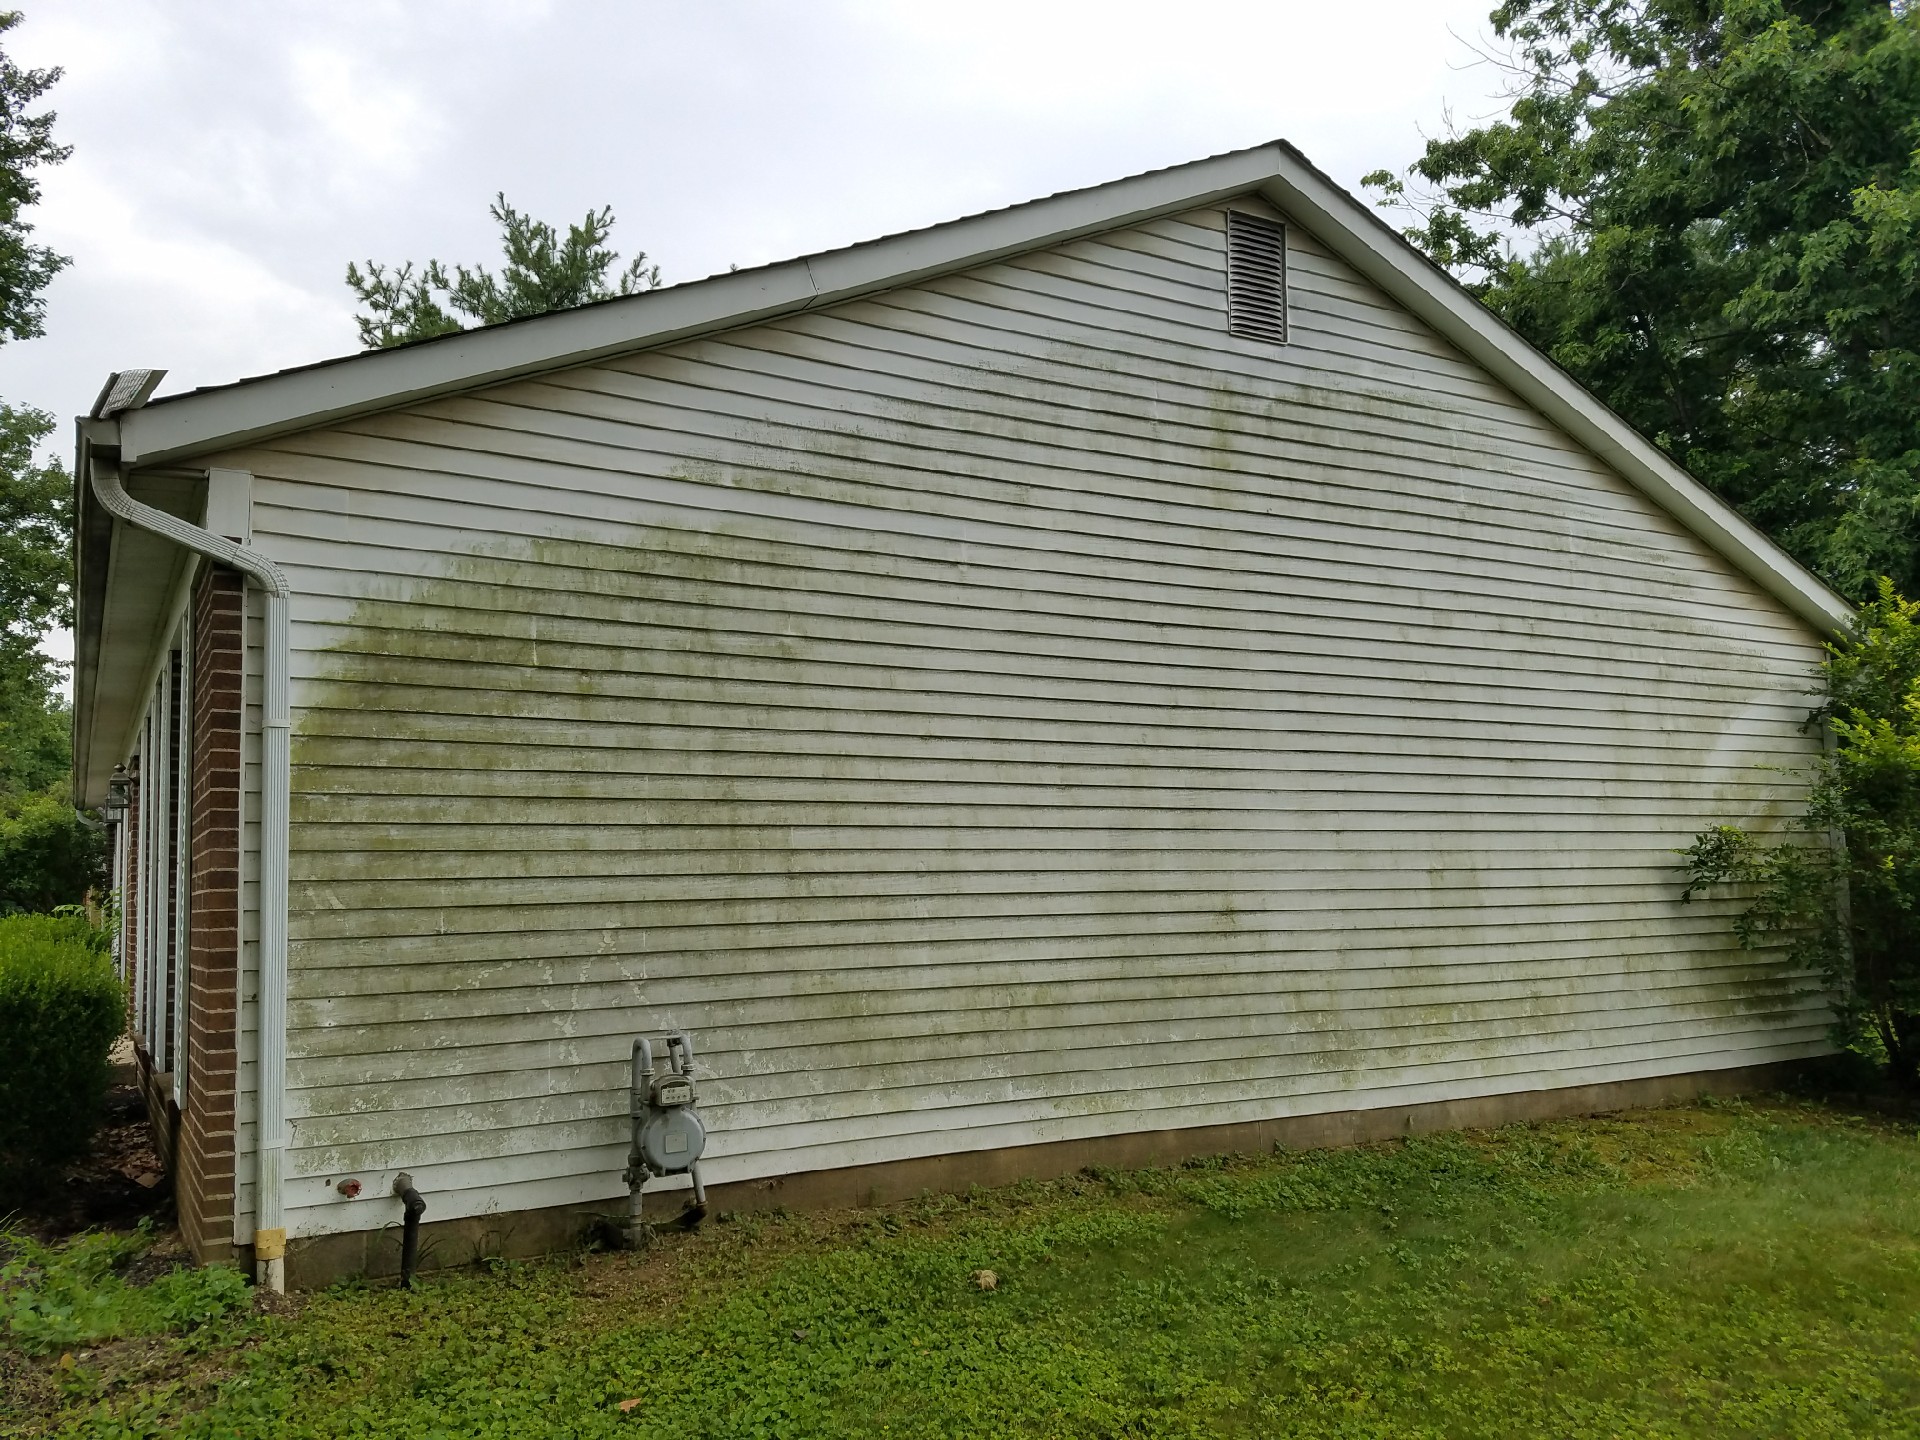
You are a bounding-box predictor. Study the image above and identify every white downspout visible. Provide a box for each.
[88,452,293,1293]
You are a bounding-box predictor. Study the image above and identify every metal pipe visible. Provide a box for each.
[623,1037,653,1249]
[87,447,294,1292]
[393,1172,426,1287]
[625,1167,646,1246]
[673,1032,705,1214]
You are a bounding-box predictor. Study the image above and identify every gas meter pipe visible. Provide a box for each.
[623,1037,653,1248]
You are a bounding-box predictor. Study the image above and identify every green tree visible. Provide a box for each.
[1,398,70,652]
[346,194,661,348]
[1684,581,1920,1087]
[0,403,73,796]
[0,13,70,738]
[0,8,68,344]
[0,784,98,913]
[0,405,96,913]
[0,650,66,796]
[1366,0,1920,601]
[0,13,98,911]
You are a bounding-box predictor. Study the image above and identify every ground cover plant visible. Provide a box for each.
[1,1223,249,1356]
[8,1095,1920,1438]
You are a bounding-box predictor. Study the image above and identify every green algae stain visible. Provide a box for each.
[280,510,1349,1158]
[275,367,1822,1166]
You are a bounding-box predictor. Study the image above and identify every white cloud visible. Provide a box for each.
[0,0,1506,430]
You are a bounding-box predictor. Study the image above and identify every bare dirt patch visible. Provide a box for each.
[2,1078,172,1243]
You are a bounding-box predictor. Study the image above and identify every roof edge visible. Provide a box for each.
[114,144,1290,469]
[108,136,1850,640]
[1251,150,1852,639]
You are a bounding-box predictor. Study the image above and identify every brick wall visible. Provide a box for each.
[178,566,244,1261]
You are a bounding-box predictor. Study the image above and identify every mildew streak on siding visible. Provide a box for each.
[217,203,1827,1239]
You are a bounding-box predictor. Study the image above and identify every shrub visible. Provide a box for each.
[1684,580,1920,1088]
[0,912,123,1167]
[0,784,108,915]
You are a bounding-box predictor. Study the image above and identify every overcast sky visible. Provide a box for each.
[1,0,1516,438]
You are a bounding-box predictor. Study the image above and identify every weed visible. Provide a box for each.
[0,1222,251,1356]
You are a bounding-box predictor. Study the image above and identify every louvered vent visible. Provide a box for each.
[1226,211,1288,345]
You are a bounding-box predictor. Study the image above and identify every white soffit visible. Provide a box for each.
[111,140,1851,636]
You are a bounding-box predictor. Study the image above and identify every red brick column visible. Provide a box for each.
[178,566,244,1261]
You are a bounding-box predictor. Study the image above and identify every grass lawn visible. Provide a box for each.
[6,1095,1920,1438]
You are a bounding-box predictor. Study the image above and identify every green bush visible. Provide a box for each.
[1685,581,1920,1088]
[0,913,123,1167]
[0,784,108,915]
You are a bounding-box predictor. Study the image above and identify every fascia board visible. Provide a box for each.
[116,265,818,467]
[116,146,1289,470]
[1254,155,1853,638]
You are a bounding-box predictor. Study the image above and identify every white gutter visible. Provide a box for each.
[86,424,294,1293]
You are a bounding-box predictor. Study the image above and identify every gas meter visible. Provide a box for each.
[623,1032,708,1244]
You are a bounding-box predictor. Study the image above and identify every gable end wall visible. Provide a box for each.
[195,202,1830,1256]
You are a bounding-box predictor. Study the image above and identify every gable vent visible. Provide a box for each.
[1226,210,1288,345]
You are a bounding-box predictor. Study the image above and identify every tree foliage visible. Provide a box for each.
[0,785,99,914]
[346,194,661,348]
[1684,581,1920,1086]
[0,18,96,913]
[1,398,70,643]
[0,402,96,906]
[1366,0,1920,602]
[0,9,67,344]
[0,402,71,798]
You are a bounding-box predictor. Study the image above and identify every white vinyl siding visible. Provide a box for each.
[207,203,1827,1240]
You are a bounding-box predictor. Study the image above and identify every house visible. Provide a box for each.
[73,141,1851,1289]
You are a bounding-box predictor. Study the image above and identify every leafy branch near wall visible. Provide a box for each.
[1684,581,1920,1088]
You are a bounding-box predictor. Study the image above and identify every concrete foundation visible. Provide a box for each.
[278,1060,1801,1289]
